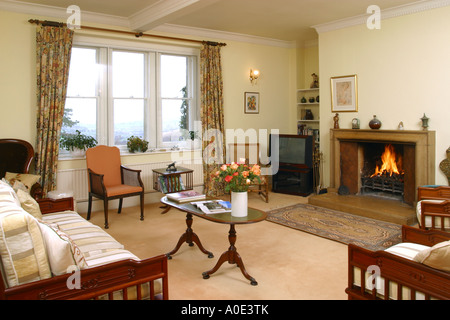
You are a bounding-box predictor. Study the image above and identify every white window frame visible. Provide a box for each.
[62,34,200,156]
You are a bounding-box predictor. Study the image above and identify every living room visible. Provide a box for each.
[0,0,449,303]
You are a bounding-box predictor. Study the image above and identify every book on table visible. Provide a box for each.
[166,190,206,202]
[191,200,232,214]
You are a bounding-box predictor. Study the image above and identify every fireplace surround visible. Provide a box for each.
[329,129,435,205]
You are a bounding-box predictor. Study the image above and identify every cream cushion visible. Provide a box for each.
[16,189,42,219]
[0,179,20,207]
[38,221,87,276]
[4,172,40,193]
[0,204,51,287]
[414,240,450,272]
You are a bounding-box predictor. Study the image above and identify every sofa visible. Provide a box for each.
[346,225,450,300]
[0,179,168,300]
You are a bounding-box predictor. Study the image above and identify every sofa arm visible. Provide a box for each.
[37,197,74,214]
[1,255,168,300]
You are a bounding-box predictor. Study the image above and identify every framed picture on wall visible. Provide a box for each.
[330,75,358,112]
[244,92,259,114]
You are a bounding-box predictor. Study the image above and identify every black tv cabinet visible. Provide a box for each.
[272,165,313,196]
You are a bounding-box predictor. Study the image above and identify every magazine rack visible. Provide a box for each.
[153,167,194,214]
[152,167,193,193]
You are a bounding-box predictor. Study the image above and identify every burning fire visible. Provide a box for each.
[371,144,404,178]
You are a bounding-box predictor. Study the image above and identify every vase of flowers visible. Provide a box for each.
[213,160,261,217]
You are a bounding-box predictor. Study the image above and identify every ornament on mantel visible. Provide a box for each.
[333,113,340,129]
[398,121,404,130]
[421,113,429,130]
[369,115,382,129]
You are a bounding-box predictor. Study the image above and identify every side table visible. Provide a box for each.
[153,166,194,213]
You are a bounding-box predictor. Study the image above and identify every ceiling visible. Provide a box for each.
[9,0,427,43]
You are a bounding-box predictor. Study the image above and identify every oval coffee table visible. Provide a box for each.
[161,196,267,285]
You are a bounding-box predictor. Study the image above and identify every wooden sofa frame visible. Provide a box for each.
[0,198,168,300]
[418,186,450,231]
[346,225,450,300]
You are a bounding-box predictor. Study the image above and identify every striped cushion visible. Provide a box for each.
[0,204,51,287]
[84,249,139,268]
[385,242,429,260]
[42,211,124,258]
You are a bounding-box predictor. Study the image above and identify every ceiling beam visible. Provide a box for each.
[129,0,221,32]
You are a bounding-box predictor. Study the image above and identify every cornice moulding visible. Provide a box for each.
[0,0,296,48]
[313,0,450,34]
[0,0,130,27]
[154,23,297,48]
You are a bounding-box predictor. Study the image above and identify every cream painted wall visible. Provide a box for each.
[0,10,295,175]
[0,11,36,143]
[318,6,450,187]
[221,41,296,155]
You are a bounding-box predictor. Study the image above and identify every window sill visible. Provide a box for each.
[58,148,201,161]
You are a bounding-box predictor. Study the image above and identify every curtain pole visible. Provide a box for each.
[28,19,226,47]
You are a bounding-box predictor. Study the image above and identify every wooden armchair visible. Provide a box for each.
[417,186,450,231]
[228,143,269,202]
[0,139,43,198]
[86,146,144,229]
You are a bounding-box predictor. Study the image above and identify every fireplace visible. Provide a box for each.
[329,129,436,205]
[360,143,405,199]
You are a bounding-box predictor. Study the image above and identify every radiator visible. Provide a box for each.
[56,161,204,202]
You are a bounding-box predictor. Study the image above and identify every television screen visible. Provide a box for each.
[270,134,312,167]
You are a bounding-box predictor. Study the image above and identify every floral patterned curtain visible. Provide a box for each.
[200,42,226,196]
[35,25,74,196]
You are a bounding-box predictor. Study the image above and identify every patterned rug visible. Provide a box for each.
[266,203,402,251]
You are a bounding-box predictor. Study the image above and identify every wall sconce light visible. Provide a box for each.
[249,69,260,84]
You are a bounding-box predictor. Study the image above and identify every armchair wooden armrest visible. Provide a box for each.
[0,254,168,300]
[121,165,144,188]
[88,168,106,195]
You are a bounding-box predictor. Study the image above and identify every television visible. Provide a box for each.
[269,134,313,168]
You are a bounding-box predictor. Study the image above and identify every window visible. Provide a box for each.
[62,44,199,154]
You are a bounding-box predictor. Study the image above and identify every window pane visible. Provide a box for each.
[112,51,144,98]
[67,48,98,97]
[114,99,144,145]
[62,98,97,139]
[161,55,187,98]
[161,99,185,143]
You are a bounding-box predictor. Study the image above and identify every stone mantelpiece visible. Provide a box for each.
[330,129,436,204]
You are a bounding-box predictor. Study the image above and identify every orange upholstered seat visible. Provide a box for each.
[86,145,145,229]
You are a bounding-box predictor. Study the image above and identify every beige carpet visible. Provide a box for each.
[81,192,349,300]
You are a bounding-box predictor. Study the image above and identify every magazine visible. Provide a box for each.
[192,200,232,214]
[166,191,206,203]
[158,175,186,194]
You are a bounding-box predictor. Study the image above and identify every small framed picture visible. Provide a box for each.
[330,75,358,112]
[244,92,259,114]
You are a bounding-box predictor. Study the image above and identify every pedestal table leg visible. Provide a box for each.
[202,224,258,286]
[166,212,214,259]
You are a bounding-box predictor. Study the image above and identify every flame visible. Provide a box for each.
[371,144,403,177]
